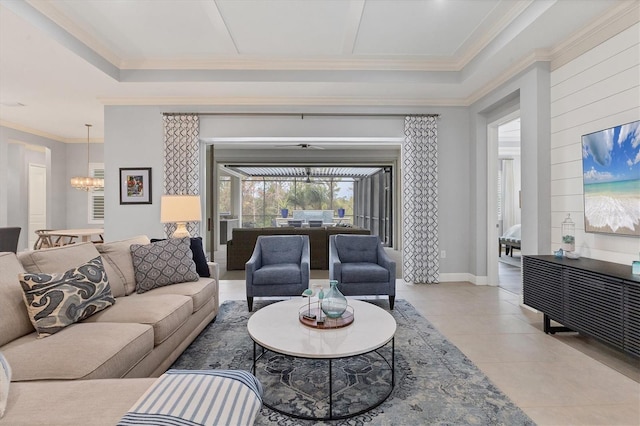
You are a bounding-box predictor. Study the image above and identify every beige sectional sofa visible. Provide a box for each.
[0,235,228,425]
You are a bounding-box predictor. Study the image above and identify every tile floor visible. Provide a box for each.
[217,277,640,425]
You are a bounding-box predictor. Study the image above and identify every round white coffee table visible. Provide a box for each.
[247,298,396,420]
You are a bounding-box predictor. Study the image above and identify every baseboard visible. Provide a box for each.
[439,273,491,285]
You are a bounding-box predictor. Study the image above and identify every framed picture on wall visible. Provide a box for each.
[119,167,152,204]
[581,120,640,237]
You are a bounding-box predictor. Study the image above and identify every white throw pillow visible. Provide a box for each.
[0,352,11,418]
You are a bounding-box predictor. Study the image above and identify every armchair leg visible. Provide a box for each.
[247,297,253,312]
[389,295,395,310]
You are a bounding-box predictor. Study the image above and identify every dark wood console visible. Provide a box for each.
[523,255,640,358]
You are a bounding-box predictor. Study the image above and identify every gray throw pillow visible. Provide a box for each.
[19,256,115,338]
[130,237,199,294]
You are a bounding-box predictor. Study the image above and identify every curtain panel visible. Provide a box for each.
[163,114,200,237]
[402,115,439,283]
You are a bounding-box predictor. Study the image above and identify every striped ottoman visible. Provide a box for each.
[118,370,263,426]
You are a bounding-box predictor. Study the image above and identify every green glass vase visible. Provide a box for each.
[321,280,347,318]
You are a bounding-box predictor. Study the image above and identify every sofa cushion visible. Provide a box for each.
[141,278,216,313]
[97,235,151,296]
[4,378,156,425]
[0,253,33,347]
[2,322,154,381]
[260,236,303,265]
[130,238,199,293]
[82,294,193,345]
[0,352,10,418]
[118,370,263,426]
[151,237,210,278]
[18,242,101,274]
[341,263,389,283]
[253,264,301,285]
[18,256,115,338]
[335,234,379,263]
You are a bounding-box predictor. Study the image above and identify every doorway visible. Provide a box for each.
[28,163,47,250]
[487,113,522,293]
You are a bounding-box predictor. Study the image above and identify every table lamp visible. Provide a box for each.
[160,195,201,238]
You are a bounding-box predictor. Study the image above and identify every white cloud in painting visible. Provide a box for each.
[584,167,613,182]
[583,128,614,166]
[618,121,640,148]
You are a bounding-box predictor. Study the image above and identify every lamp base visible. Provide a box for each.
[171,222,191,238]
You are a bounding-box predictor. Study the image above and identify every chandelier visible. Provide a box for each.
[70,124,104,191]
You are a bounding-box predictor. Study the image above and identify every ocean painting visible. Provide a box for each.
[582,120,640,237]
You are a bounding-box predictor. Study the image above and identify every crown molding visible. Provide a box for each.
[25,0,121,67]
[1,120,104,143]
[1,120,66,142]
[550,1,640,71]
[98,96,468,107]
[119,56,460,72]
[465,48,552,105]
[455,0,533,70]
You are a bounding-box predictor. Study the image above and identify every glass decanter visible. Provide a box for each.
[321,280,348,318]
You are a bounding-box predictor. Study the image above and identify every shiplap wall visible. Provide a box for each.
[550,22,640,265]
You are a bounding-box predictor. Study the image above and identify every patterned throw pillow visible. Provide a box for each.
[19,256,115,338]
[150,237,210,277]
[130,237,199,294]
[0,352,10,418]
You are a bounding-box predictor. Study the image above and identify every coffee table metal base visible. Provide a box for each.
[252,337,394,421]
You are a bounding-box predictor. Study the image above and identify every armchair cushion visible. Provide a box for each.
[253,264,301,285]
[341,263,389,283]
[334,234,379,263]
[261,236,303,265]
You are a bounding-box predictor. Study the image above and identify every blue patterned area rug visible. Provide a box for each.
[172,299,534,425]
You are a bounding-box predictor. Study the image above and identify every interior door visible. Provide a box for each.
[28,164,47,249]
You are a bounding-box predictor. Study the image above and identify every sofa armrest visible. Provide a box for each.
[377,246,397,290]
[328,235,342,281]
[245,244,263,290]
[207,262,219,283]
[301,236,310,285]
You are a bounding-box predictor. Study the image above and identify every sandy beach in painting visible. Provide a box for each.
[583,179,640,236]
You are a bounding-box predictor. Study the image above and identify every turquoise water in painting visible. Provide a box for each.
[584,179,640,196]
[583,178,640,235]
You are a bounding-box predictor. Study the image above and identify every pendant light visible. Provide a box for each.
[70,124,104,191]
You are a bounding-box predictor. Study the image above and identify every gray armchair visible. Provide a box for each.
[246,235,310,311]
[329,234,396,309]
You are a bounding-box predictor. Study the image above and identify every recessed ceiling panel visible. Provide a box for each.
[47,0,237,61]
[216,0,353,55]
[354,0,501,56]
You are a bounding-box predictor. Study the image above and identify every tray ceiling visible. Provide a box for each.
[0,0,629,141]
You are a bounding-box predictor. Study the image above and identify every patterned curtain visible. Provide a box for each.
[402,115,439,283]
[163,114,200,237]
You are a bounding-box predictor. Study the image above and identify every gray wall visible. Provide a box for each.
[0,126,67,250]
[468,62,551,279]
[104,105,471,275]
[0,125,104,251]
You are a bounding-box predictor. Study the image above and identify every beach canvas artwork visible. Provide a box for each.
[582,120,640,237]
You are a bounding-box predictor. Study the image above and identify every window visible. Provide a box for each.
[219,175,231,214]
[88,163,104,224]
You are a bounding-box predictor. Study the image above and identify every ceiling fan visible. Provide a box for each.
[274,143,324,150]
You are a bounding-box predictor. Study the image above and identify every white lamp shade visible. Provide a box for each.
[160,195,202,223]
